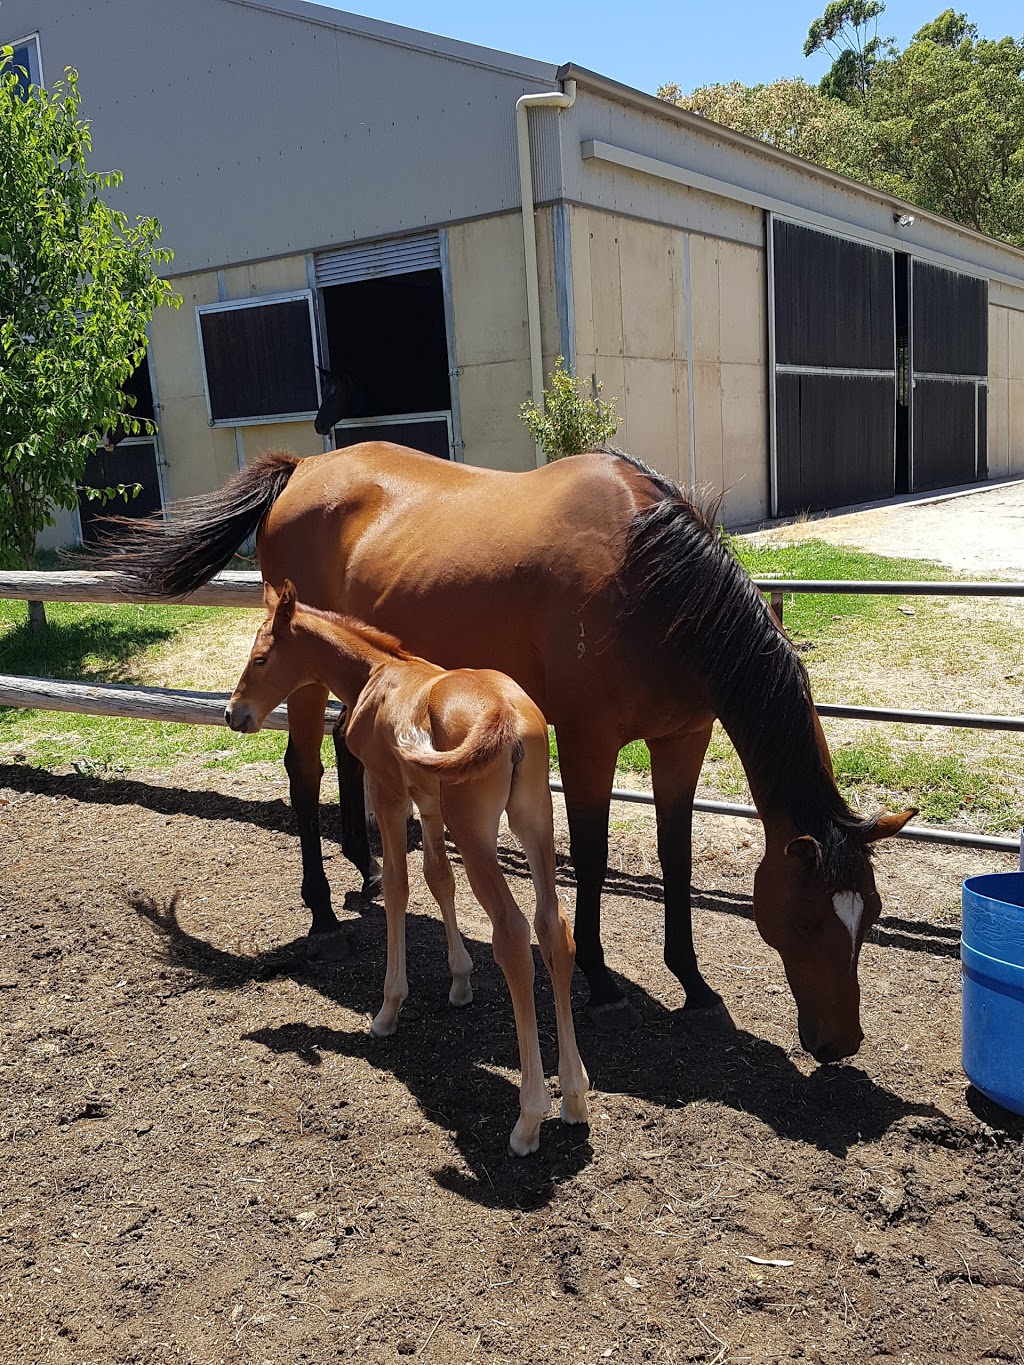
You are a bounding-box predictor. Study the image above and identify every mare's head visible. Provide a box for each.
[752,810,914,1063]
[314,367,360,436]
[225,580,306,733]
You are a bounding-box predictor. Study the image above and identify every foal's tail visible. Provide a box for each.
[395,704,524,785]
[87,451,300,598]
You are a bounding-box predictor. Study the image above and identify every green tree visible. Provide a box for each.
[660,8,1024,248]
[518,357,619,462]
[0,49,177,611]
[867,18,1024,242]
[659,77,875,180]
[804,0,888,102]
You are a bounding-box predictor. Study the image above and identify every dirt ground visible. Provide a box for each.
[2,757,1022,1365]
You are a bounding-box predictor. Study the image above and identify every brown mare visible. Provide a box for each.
[225,580,590,1155]
[101,443,914,1063]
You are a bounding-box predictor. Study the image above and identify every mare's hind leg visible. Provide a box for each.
[505,738,590,1126]
[286,684,344,943]
[332,711,382,898]
[418,803,473,1007]
[554,725,625,1016]
[648,727,726,1014]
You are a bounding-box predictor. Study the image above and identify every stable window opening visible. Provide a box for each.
[320,268,452,459]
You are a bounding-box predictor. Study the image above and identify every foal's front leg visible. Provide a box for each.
[370,796,414,1037]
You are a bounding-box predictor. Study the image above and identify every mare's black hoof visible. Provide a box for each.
[360,869,382,899]
[303,928,351,962]
[588,997,640,1031]
[680,998,735,1031]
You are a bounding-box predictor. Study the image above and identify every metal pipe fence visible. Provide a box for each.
[1,568,1021,853]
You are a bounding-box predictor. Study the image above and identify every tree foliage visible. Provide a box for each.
[518,357,619,462]
[0,50,177,569]
[659,7,1024,248]
[804,0,887,101]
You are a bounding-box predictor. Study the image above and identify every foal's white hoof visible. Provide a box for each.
[448,978,473,1008]
[560,1093,590,1126]
[370,1009,401,1038]
[508,1125,541,1158]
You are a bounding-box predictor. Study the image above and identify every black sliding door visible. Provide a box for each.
[910,262,987,491]
[771,218,896,516]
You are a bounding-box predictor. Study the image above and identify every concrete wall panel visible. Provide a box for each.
[619,224,677,360]
[455,359,535,470]
[719,240,765,366]
[588,214,624,358]
[446,215,528,368]
[720,362,768,523]
[242,424,324,464]
[988,379,1009,477]
[1010,379,1024,475]
[692,361,724,494]
[621,358,681,481]
[688,237,720,364]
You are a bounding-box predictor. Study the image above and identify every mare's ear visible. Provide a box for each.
[861,808,917,844]
[785,835,822,873]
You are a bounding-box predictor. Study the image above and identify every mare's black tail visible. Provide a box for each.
[88,451,300,597]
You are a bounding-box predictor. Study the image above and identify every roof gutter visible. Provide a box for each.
[557,62,1024,273]
[516,78,577,467]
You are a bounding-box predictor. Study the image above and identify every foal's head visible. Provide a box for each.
[752,810,914,1063]
[225,580,307,734]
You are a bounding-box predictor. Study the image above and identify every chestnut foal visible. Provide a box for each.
[225,581,590,1156]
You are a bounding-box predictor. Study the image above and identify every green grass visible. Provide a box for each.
[732,536,954,641]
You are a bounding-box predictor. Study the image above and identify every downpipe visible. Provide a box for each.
[516,79,577,467]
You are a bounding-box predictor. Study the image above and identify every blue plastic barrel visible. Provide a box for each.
[961,871,1024,1116]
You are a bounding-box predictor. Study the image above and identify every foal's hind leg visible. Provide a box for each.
[506,742,590,1126]
[444,783,548,1156]
[648,727,726,1015]
[286,684,344,944]
[332,711,382,898]
[418,802,473,1007]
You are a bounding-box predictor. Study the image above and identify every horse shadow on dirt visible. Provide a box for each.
[133,884,947,1213]
[2,765,963,962]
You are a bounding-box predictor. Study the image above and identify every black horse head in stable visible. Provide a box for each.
[314,367,366,436]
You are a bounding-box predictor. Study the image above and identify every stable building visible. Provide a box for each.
[10,0,1024,551]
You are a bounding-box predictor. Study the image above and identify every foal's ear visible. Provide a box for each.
[262,580,279,611]
[861,808,917,844]
[785,835,822,872]
[273,579,298,629]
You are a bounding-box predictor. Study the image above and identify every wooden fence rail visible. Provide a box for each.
[1,568,1020,853]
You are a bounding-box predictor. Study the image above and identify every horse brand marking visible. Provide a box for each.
[577,621,586,658]
[832,890,865,960]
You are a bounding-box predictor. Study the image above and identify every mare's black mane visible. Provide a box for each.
[606,447,878,888]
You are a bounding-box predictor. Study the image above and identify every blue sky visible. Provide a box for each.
[322,1,1023,95]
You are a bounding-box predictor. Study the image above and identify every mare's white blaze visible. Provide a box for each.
[832,890,865,960]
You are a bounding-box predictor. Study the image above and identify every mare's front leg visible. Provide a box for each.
[554,725,624,1016]
[286,684,344,944]
[331,711,382,897]
[648,727,726,1014]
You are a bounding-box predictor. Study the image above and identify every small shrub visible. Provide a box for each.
[518,357,619,462]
